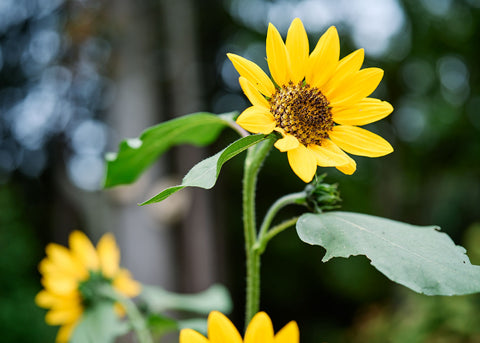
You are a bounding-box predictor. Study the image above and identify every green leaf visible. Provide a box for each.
[296,211,480,295]
[146,313,178,337]
[71,302,129,343]
[140,284,232,314]
[104,112,238,188]
[140,134,268,205]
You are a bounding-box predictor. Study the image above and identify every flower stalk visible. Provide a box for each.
[255,217,300,255]
[242,136,275,326]
[241,142,344,327]
[101,286,153,343]
[257,192,307,243]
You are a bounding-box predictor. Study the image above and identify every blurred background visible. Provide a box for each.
[1,0,480,342]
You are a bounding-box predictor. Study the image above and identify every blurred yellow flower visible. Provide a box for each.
[35,231,141,342]
[180,311,299,343]
[228,18,393,182]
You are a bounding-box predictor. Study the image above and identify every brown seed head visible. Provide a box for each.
[270,82,334,146]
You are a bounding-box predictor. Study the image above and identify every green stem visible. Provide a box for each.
[256,217,300,254]
[242,136,275,327]
[257,192,306,245]
[102,286,153,343]
[120,296,153,343]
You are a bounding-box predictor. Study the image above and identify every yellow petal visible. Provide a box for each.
[113,268,141,297]
[308,142,349,166]
[322,48,364,97]
[35,290,78,309]
[320,140,357,175]
[287,145,317,183]
[38,258,59,275]
[51,294,82,311]
[329,68,384,107]
[69,230,99,271]
[305,26,340,89]
[180,329,209,343]
[38,258,86,281]
[208,311,243,343]
[274,321,299,343]
[36,290,56,308]
[274,127,286,135]
[227,53,276,97]
[321,139,350,156]
[56,323,78,343]
[239,77,270,109]
[236,106,276,134]
[332,98,393,126]
[41,275,78,295]
[45,305,82,325]
[45,244,88,280]
[244,312,274,343]
[336,154,357,175]
[97,233,120,279]
[286,18,309,83]
[267,23,291,86]
[274,134,299,152]
[329,125,393,157]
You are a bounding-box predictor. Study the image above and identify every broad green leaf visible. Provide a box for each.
[140,134,268,205]
[296,211,480,295]
[71,302,129,343]
[104,112,238,188]
[140,284,232,314]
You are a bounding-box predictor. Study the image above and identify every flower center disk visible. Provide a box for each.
[270,82,334,146]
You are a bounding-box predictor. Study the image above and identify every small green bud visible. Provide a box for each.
[304,174,342,213]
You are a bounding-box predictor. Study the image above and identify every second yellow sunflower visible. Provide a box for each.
[228,18,394,182]
[35,231,141,342]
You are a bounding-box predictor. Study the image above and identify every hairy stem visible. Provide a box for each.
[242,137,275,327]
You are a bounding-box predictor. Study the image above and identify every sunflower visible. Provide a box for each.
[227,18,393,182]
[180,311,299,343]
[35,231,141,342]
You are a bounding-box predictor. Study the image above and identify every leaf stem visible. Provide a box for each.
[101,286,153,343]
[256,217,300,254]
[257,192,306,245]
[242,136,275,327]
[229,121,250,138]
[120,296,153,343]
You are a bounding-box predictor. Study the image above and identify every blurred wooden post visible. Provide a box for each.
[159,0,217,292]
[103,0,175,289]
[58,0,217,299]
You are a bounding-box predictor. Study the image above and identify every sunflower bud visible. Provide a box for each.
[304,174,341,213]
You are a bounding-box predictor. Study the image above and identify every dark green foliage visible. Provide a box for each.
[0,187,55,342]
